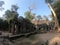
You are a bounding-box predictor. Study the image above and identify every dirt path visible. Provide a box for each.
[0,33,60,45]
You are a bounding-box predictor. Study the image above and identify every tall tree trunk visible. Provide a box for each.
[11,22,15,35]
[13,23,15,34]
[9,22,11,33]
[47,3,59,31]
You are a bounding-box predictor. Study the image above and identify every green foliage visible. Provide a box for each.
[4,5,19,22]
[0,3,36,34]
[4,5,19,33]
[11,5,19,11]
[37,15,42,20]
[0,1,4,11]
[0,18,8,30]
[0,1,4,7]
[53,0,60,26]
[45,0,53,4]
[5,10,12,21]
[25,11,35,21]
[53,0,60,12]
[18,16,36,34]
[4,5,36,34]
[5,10,18,23]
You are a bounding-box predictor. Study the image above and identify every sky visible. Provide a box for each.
[0,0,51,18]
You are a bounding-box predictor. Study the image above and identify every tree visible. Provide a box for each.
[0,18,8,31]
[11,5,19,11]
[0,1,4,7]
[0,18,3,30]
[37,15,42,20]
[45,0,59,31]
[17,16,35,34]
[53,0,60,26]
[4,5,19,34]
[24,3,35,21]
[24,11,35,21]
[0,1,4,11]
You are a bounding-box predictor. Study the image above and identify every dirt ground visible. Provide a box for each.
[0,32,60,45]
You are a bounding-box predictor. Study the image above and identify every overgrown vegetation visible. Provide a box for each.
[0,0,60,34]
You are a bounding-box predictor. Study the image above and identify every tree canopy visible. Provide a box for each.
[24,11,35,21]
[45,0,53,4]
[53,0,60,26]
[0,1,4,11]
[37,15,42,20]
